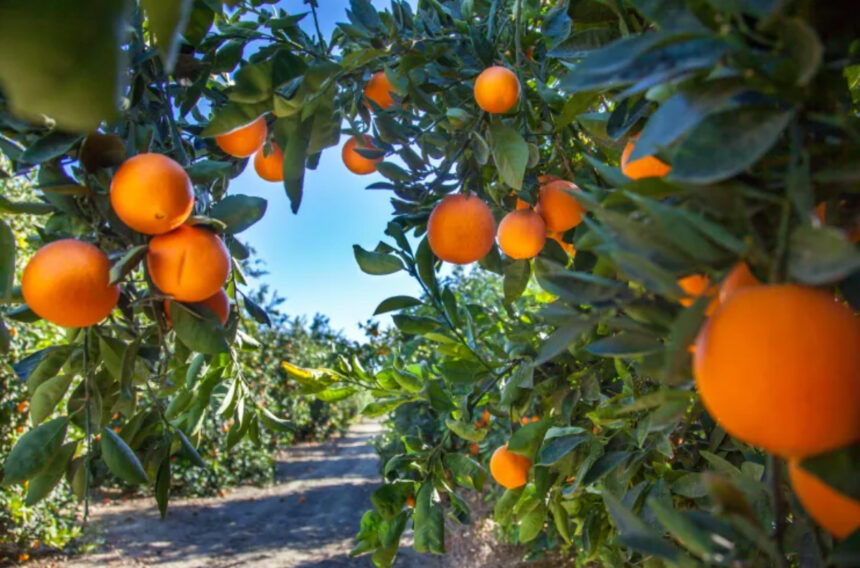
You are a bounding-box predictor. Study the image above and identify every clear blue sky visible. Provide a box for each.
[234,0,422,340]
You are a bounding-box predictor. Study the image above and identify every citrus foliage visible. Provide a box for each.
[0,0,859,567]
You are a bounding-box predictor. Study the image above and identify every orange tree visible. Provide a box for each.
[1,0,860,567]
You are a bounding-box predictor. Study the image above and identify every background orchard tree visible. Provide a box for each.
[0,0,859,567]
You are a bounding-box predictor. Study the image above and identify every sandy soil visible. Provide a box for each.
[35,422,442,568]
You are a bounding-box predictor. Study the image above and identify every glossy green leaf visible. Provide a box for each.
[109,244,148,285]
[490,122,529,190]
[169,301,230,355]
[0,220,14,301]
[210,195,268,234]
[413,482,445,554]
[2,417,68,485]
[101,426,148,485]
[670,107,794,183]
[788,225,860,285]
[353,245,404,275]
[25,441,77,506]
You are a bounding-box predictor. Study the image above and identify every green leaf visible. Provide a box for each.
[21,132,83,163]
[503,260,531,304]
[535,320,593,365]
[201,101,270,137]
[29,372,74,426]
[371,482,412,521]
[373,295,422,315]
[176,428,207,467]
[155,456,170,519]
[413,482,445,554]
[0,318,10,356]
[490,122,529,190]
[799,444,860,500]
[519,503,547,543]
[508,420,551,461]
[141,0,192,72]
[316,386,358,402]
[781,18,822,86]
[0,220,14,301]
[274,115,311,214]
[25,441,77,506]
[392,314,438,335]
[242,295,271,326]
[101,426,149,485]
[362,397,408,418]
[14,345,75,395]
[587,332,664,357]
[210,195,268,234]
[445,418,488,443]
[259,407,295,433]
[494,487,523,524]
[648,498,716,558]
[169,301,230,355]
[186,160,233,183]
[0,0,129,130]
[538,427,589,465]
[353,245,405,275]
[2,417,68,485]
[670,107,794,184]
[788,225,860,285]
[109,244,148,285]
[534,258,628,304]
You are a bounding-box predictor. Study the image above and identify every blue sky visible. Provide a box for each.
[234,0,422,340]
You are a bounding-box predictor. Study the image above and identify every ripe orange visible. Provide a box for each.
[474,66,520,114]
[537,180,585,233]
[146,225,230,302]
[490,445,532,489]
[482,409,491,425]
[164,288,230,326]
[427,194,496,264]
[110,153,194,235]
[342,135,381,175]
[253,145,284,182]
[22,239,119,327]
[717,262,760,305]
[789,460,860,538]
[678,274,717,313]
[621,136,671,180]
[406,494,415,508]
[16,401,29,414]
[364,71,397,110]
[497,209,546,259]
[693,285,860,458]
[215,116,267,158]
[469,443,480,456]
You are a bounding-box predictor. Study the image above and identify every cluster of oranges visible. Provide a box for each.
[22,151,231,328]
[214,115,285,183]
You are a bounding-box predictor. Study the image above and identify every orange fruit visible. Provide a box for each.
[110,153,194,235]
[537,180,585,233]
[364,71,397,110]
[490,445,532,489]
[469,443,480,456]
[146,225,230,302]
[482,409,491,425]
[717,262,760,305]
[253,145,284,182]
[474,66,520,114]
[164,288,230,326]
[678,274,717,313]
[789,460,860,538]
[515,198,530,210]
[16,401,29,414]
[693,285,860,457]
[427,194,496,264]
[215,116,267,158]
[520,416,530,425]
[342,135,381,175]
[621,135,671,180]
[406,494,415,508]
[497,209,546,259]
[22,239,119,327]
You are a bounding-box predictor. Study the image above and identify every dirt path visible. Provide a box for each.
[42,422,442,568]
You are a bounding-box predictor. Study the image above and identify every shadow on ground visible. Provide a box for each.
[41,422,441,568]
